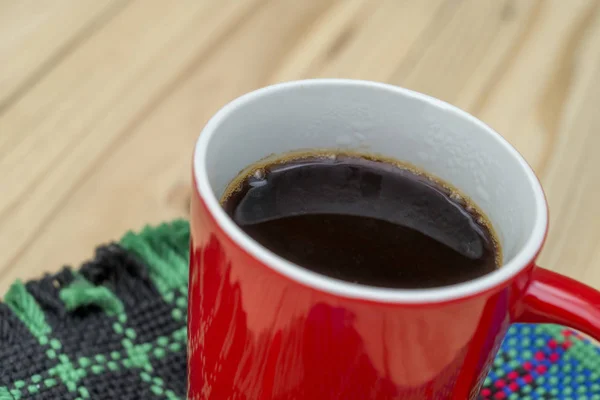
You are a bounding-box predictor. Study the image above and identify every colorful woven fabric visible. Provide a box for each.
[0,221,599,399]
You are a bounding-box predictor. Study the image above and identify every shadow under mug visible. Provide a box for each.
[188,80,600,399]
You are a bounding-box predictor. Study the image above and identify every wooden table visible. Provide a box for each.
[1,0,600,295]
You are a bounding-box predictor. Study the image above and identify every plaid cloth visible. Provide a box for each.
[1,221,599,399]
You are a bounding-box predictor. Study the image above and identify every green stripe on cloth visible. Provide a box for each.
[59,274,124,316]
[0,387,11,400]
[120,221,189,300]
[4,281,51,339]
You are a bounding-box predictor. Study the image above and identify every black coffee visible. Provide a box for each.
[222,153,500,289]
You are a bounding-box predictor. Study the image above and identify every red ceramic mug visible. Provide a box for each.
[188,80,600,399]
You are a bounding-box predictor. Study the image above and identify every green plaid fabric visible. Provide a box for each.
[1,220,599,399]
[0,221,189,399]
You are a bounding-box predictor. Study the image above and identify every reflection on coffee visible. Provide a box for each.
[222,152,501,289]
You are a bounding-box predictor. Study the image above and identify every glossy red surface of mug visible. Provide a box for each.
[187,80,600,399]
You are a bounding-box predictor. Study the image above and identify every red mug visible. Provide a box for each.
[188,80,600,399]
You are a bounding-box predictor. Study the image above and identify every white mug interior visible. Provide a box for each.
[193,79,547,303]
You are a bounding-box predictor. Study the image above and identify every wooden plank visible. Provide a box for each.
[539,61,600,281]
[391,0,544,108]
[473,0,599,170]
[274,0,453,82]
[0,0,130,109]
[0,0,268,290]
[0,0,340,292]
[535,3,600,279]
[0,0,525,290]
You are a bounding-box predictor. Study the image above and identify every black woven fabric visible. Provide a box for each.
[2,220,600,399]
[0,221,189,400]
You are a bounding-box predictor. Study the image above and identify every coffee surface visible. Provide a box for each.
[222,154,500,288]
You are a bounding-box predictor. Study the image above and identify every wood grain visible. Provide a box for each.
[0,0,129,110]
[1,0,600,295]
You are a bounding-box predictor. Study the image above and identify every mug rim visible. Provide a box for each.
[193,79,548,304]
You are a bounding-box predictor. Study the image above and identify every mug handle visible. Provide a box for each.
[517,267,600,340]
